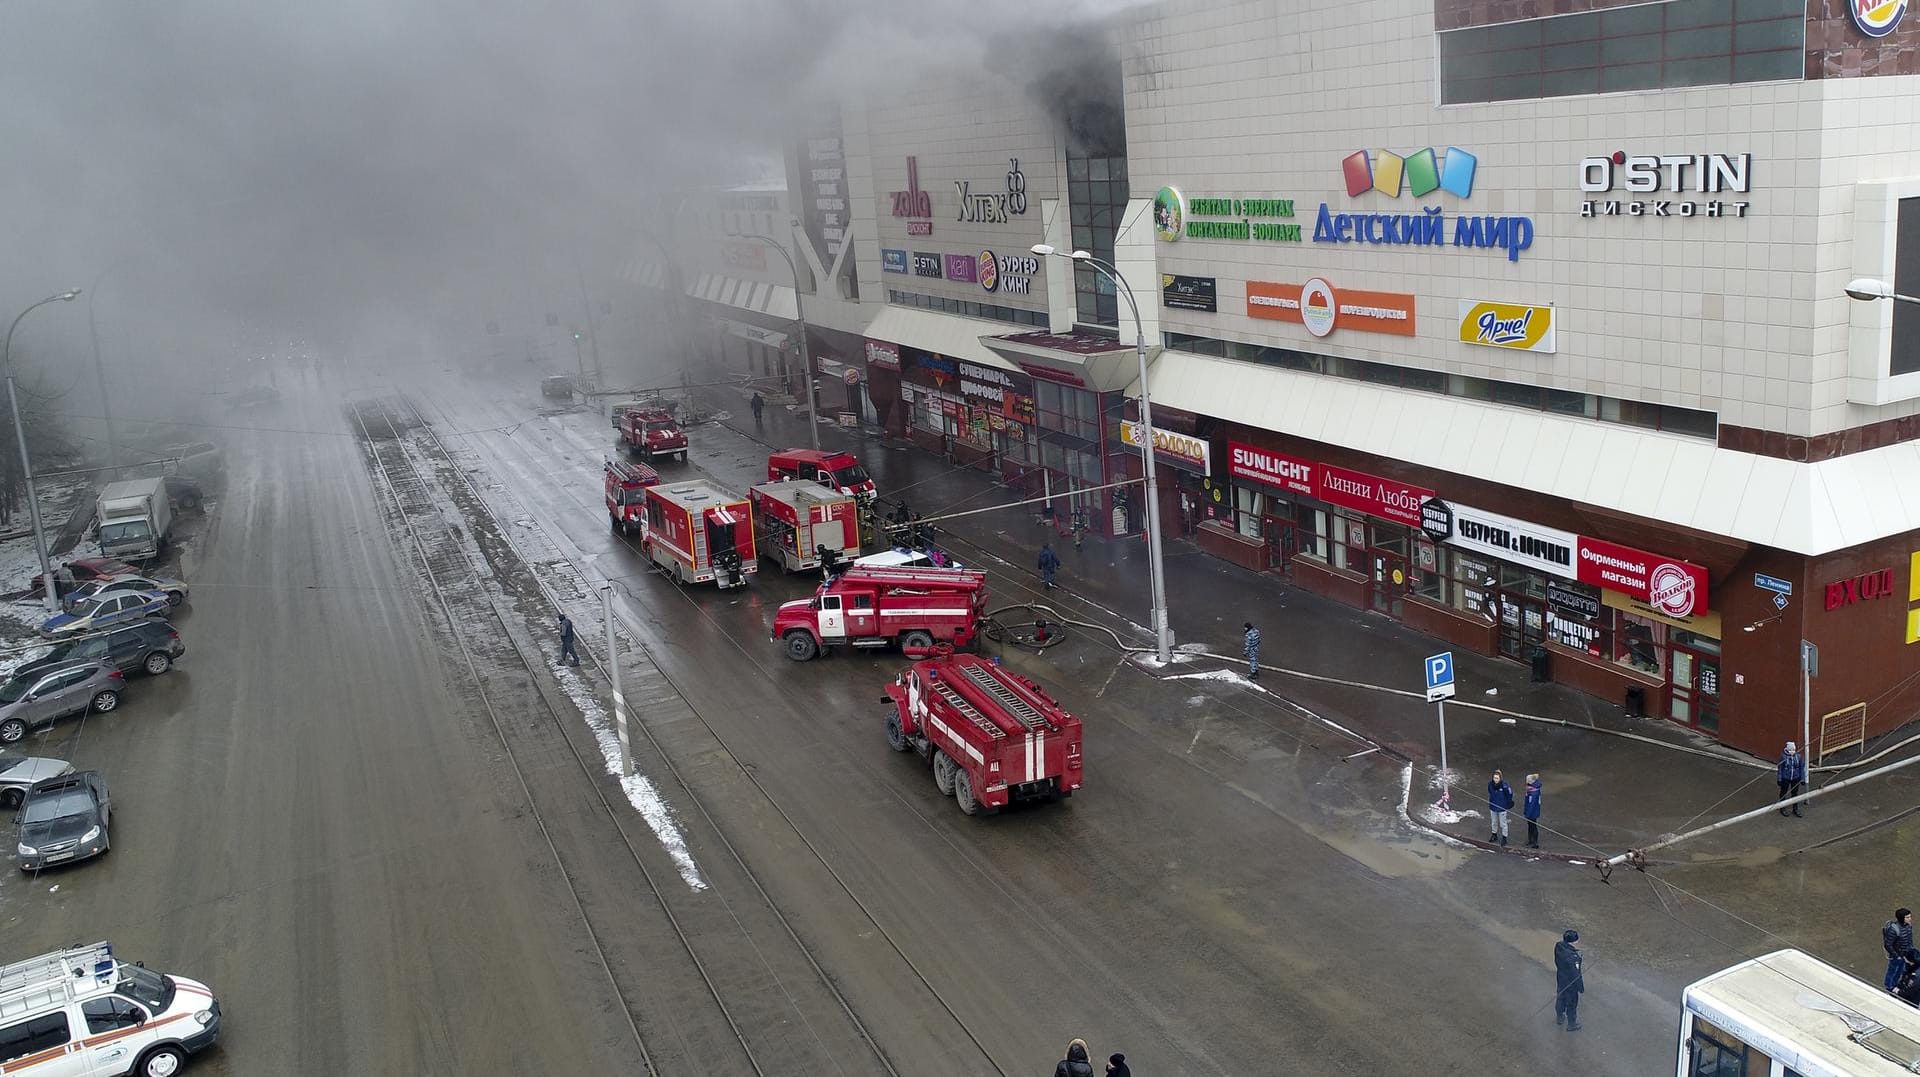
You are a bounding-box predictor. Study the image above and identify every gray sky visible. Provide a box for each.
[0,0,1134,369]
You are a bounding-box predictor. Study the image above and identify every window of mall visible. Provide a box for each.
[1419,498,1721,729]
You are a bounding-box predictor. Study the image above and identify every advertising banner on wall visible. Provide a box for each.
[1247,278,1416,337]
[1431,499,1711,616]
[1457,300,1556,352]
[1161,274,1218,313]
[1226,441,1430,527]
[1121,420,1211,472]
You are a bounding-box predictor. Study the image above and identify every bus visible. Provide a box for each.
[1679,949,1920,1076]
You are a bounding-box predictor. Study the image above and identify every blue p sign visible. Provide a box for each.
[1424,652,1456,701]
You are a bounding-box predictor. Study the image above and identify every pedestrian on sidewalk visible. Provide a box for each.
[750,391,765,430]
[1039,542,1061,590]
[1885,908,1917,992]
[1777,741,1806,817]
[1554,930,1585,1030]
[1053,1038,1094,1077]
[1522,773,1543,849]
[1106,1053,1130,1077]
[1487,769,1515,846]
[558,614,579,667]
[1243,622,1261,679]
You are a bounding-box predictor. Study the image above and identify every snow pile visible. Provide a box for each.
[554,664,706,891]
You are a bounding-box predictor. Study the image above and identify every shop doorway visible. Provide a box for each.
[1670,641,1722,732]
[1368,551,1406,616]
[1262,514,1297,571]
[1496,595,1547,661]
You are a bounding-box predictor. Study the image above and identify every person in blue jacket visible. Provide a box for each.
[1487,769,1515,846]
[1523,773,1543,849]
[1038,542,1061,590]
[1777,741,1806,817]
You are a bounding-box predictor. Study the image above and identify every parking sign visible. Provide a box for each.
[1424,652,1456,702]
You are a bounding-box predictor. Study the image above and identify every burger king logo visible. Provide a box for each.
[978,250,999,293]
[1648,562,1698,617]
[1851,0,1908,36]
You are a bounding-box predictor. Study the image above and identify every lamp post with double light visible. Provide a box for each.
[1031,244,1173,665]
[4,290,83,610]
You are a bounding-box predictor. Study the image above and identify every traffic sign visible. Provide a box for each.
[1754,573,1794,596]
[1424,651,1456,702]
[1773,592,1789,610]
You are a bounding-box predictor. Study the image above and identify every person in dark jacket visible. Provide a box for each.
[1243,622,1262,679]
[1054,1038,1094,1077]
[1487,769,1515,846]
[1886,908,1917,992]
[750,391,765,430]
[1777,741,1806,817]
[1522,773,1543,849]
[1555,929,1584,1030]
[1106,1053,1131,1077]
[558,614,579,666]
[1039,543,1061,590]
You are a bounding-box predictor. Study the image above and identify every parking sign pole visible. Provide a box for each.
[1425,652,1456,811]
[1436,699,1449,810]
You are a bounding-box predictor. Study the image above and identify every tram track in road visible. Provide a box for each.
[348,394,910,1077]
[408,390,1021,1077]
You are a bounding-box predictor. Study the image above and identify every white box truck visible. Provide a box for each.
[96,477,172,561]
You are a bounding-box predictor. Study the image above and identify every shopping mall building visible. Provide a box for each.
[633,0,1920,757]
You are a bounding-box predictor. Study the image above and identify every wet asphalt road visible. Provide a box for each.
[0,354,1906,1077]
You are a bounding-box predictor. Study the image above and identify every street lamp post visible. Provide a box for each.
[86,268,120,472]
[1844,277,1920,306]
[1032,244,1173,665]
[737,223,820,451]
[4,291,83,611]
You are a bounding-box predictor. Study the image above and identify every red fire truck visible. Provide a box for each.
[749,479,858,574]
[604,458,661,536]
[771,564,985,661]
[640,479,757,589]
[620,407,689,462]
[767,448,876,501]
[882,647,1084,815]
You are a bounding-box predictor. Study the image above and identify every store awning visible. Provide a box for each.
[862,306,1022,372]
[1134,349,1920,557]
[980,329,1149,393]
[686,273,797,321]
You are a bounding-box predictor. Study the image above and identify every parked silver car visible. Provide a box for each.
[63,572,189,609]
[0,754,72,808]
[0,663,125,745]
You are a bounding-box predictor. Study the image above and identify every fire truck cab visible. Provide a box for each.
[767,448,875,502]
[771,564,985,661]
[883,647,1084,815]
[620,407,688,462]
[640,480,756,589]
[604,458,661,536]
[749,479,858,574]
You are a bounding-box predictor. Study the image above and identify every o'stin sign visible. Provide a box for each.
[1851,0,1908,37]
[1457,300,1556,353]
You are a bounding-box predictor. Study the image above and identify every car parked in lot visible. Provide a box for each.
[0,754,71,808]
[29,555,140,598]
[12,618,184,681]
[14,770,111,870]
[40,590,171,638]
[63,572,188,610]
[0,664,124,745]
[166,474,207,511]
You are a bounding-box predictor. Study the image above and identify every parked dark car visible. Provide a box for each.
[12,618,184,682]
[165,475,206,511]
[14,770,111,870]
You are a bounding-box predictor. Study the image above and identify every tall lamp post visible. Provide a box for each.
[5,290,83,611]
[1845,277,1920,306]
[1032,244,1173,664]
[87,267,121,472]
[737,222,820,451]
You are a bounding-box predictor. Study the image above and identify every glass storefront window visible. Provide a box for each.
[1295,503,1328,560]
[1450,553,1497,618]
[1413,541,1446,601]
[1615,613,1666,676]
[1235,485,1264,539]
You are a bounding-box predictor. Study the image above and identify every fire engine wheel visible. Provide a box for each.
[610,514,622,535]
[954,769,982,815]
[885,710,910,751]
[900,630,934,652]
[932,750,957,796]
[784,631,819,662]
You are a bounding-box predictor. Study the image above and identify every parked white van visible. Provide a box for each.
[0,942,219,1076]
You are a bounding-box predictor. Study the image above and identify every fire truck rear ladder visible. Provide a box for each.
[927,680,1006,741]
[956,663,1056,732]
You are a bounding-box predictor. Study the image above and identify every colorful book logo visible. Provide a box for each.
[1342,148,1478,199]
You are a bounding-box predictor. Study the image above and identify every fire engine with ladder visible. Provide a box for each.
[604,458,661,537]
[883,646,1083,815]
[749,479,858,573]
[640,479,757,589]
[772,563,986,660]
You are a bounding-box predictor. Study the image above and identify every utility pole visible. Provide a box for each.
[571,247,604,390]
[86,277,119,473]
[603,583,632,777]
[4,291,81,611]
